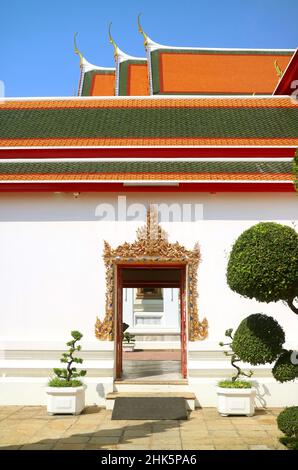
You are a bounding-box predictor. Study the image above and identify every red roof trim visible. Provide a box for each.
[0,182,294,193]
[0,147,295,160]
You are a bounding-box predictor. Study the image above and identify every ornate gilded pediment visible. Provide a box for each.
[95,205,208,341]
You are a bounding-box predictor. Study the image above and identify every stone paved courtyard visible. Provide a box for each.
[0,406,287,450]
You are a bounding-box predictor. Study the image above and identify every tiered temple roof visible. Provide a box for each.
[0,20,297,192]
[76,19,296,97]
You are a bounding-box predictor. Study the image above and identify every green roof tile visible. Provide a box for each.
[0,107,297,140]
[0,160,292,175]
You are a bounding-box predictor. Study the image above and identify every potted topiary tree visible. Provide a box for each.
[46,330,87,415]
[217,328,255,417]
[123,332,136,352]
[122,322,135,352]
[226,222,298,445]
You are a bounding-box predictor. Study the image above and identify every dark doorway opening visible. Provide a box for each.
[116,265,187,380]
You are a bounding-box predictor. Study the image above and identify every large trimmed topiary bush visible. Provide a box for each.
[227,222,298,314]
[232,313,285,365]
[277,407,298,438]
[272,350,298,383]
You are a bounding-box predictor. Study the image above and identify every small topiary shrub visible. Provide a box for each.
[123,332,135,344]
[227,222,298,313]
[232,314,285,365]
[48,330,87,387]
[272,350,298,383]
[277,407,298,438]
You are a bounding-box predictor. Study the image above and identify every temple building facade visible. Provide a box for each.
[0,21,297,408]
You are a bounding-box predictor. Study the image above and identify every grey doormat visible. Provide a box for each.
[112,397,188,420]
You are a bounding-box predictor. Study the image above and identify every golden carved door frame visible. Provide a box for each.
[95,206,208,342]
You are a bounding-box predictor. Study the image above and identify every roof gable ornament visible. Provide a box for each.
[137,13,149,49]
[74,32,84,68]
[74,32,115,96]
[108,22,146,64]
[108,22,119,60]
[74,32,114,73]
[274,60,284,79]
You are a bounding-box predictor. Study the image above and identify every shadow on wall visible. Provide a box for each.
[96,383,105,400]
[253,382,270,408]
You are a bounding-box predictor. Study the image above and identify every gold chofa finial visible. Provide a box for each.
[137,13,148,48]
[108,22,118,59]
[74,32,84,67]
[274,60,283,79]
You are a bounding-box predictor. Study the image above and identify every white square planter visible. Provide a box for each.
[46,385,86,415]
[216,387,256,417]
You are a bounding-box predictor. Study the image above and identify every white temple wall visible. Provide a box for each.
[0,191,297,406]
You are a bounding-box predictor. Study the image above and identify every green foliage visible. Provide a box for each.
[218,380,252,389]
[219,327,253,383]
[232,314,285,365]
[280,436,298,450]
[226,222,298,310]
[123,332,135,344]
[48,377,83,387]
[48,330,87,387]
[272,350,298,383]
[277,407,298,438]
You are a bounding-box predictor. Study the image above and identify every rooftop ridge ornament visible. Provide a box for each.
[274,60,283,79]
[74,32,84,68]
[137,13,149,48]
[108,22,119,60]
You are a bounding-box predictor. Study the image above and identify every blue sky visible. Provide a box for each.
[1,0,297,97]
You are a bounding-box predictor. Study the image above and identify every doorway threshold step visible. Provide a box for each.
[106,392,196,411]
[114,379,188,385]
[114,378,189,393]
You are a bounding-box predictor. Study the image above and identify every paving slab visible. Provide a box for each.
[0,406,284,451]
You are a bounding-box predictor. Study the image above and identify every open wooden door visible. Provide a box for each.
[180,268,187,379]
[116,267,123,379]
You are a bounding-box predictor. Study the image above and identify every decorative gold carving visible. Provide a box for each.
[108,22,119,61]
[95,205,208,341]
[137,13,149,49]
[274,60,283,79]
[74,32,84,67]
